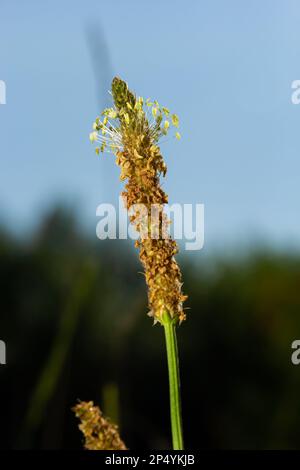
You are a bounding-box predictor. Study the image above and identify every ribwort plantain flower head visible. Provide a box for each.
[90,76,180,156]
[90,77,187,324]
[73,401,127,451]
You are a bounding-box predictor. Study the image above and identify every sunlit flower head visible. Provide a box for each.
[90,78,181,156]
[90,77,187,324]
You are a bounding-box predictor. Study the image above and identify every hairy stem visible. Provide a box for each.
[162,313,184,450]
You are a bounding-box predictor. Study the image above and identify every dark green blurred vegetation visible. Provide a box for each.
[0,207,300,449]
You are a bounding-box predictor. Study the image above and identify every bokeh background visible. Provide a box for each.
[1,0,300,449]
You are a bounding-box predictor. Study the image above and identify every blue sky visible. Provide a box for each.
[0,0,300,253]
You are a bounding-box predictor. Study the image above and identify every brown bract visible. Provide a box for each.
[119,143,187,324]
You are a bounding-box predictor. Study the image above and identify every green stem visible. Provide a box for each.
[162,313,184,450]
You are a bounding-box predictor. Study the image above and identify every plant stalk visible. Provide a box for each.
[162,313,184,450]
